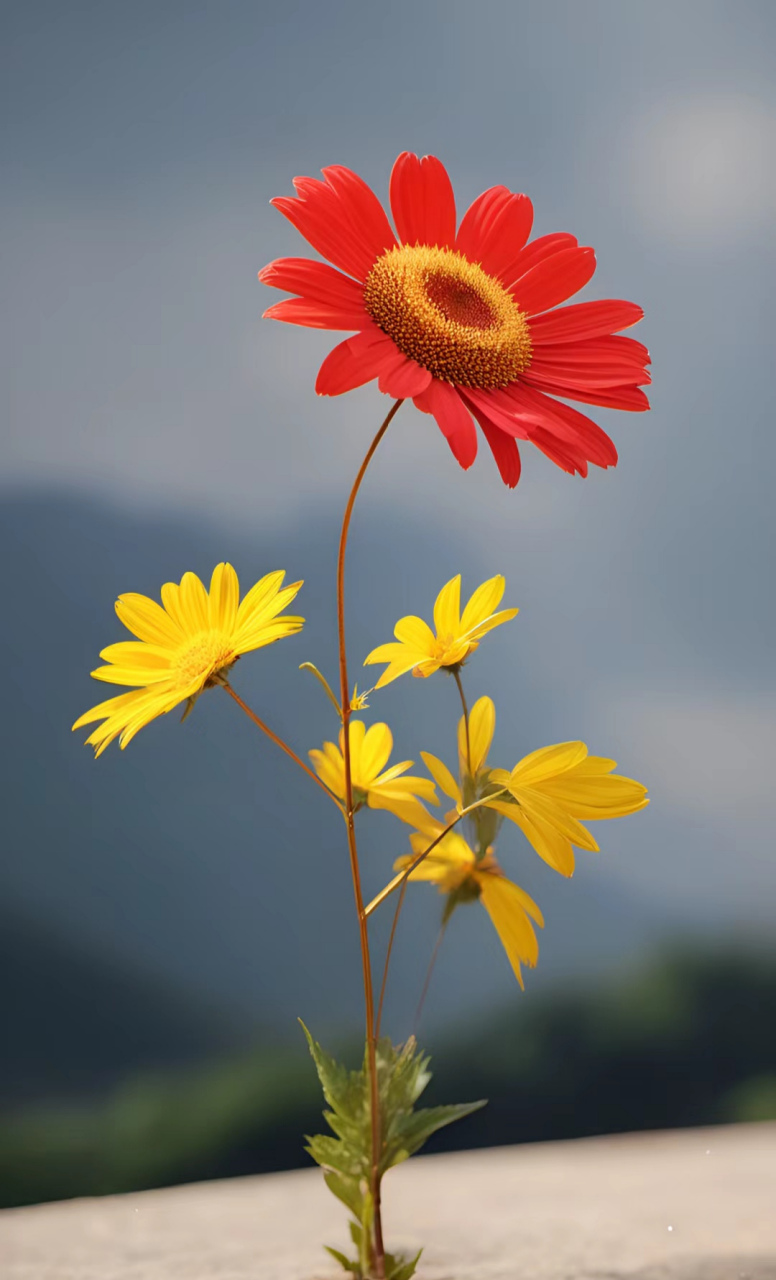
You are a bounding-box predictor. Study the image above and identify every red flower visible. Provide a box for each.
[260,153,650,488]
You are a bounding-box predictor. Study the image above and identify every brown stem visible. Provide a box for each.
[337,398,403,1278]
[453,668,472,776]
[221,682,341,809]
[374,878,408,1041]
[364,789,509,918]
[412,920,447,1038]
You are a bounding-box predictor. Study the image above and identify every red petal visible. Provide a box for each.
[502,233,578,288]
[521,375,650,412]
[530,333,650,369]
[511,247,597,315]
[462,387,530,439]
[315,327,399,396]
[456,188,534,282]
[525,361,651,390]
[468,404,523,488]
[528,299,644,344]
[390,152,457,248]
[413,380,478,469]
[376,350,432,398]
[321,164,397,257]
[456,186,512,257]
[259,258,367,310]
[504,384,618,468]
[272,165,396,282]
[530,428,589,476]
[263,297,368,331]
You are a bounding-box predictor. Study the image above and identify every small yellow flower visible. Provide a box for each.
[73,564,304,755]
[309,720,438,826]
[364,575,518,689]
[396,819,544,988]
[486,744,649,876]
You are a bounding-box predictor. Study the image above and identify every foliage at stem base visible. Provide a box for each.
[301,1022,486,1279]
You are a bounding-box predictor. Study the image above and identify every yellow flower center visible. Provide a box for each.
[172,631,237,690]
[363,245,532,389]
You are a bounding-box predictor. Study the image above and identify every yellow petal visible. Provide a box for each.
[235,571,286,628]
[342,719,368,781]
[372,776,439,804]
[464,608,519,643]
[160,581,188,632]
[511,741,588,787]
[208,563,239,633]
[486,799,576,876]
[420,751,462,805]
[236,616,304,653]
[98,642,171,669]
[73,687,149,731]
[364,642,407,664]
[512,786,599,851]
[372,653,429,689]
[368,791,434,828]
[478,872,542,988]
[115,592,183,647]
[308,748,344,798]
[535,773,649,820]
[394,615,436,651]
[459,575,506,633]
[459,696,495,774]
[179,572,209,631]
[433,575,461,637]
[360,722,394,782]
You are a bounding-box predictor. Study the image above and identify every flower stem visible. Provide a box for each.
[221,681,341,809]
[363,789,509,918]
[374,878,408,1041]
[412,920,448,1037]
[453,668,472,776]
[337,397,403,1279]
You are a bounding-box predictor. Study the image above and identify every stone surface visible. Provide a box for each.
[1,1124,775,1279]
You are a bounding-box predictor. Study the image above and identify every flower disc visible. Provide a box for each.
[363,245,532,389]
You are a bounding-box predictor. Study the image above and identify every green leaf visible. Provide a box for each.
[301,1023,486,1274]
[324,1245,360,1274]
[300,1022,364,1123]
[305,1133,362,1178]
[323,1171,363,1219]
[387,1100,487,1166]
[385,1248,423,1280]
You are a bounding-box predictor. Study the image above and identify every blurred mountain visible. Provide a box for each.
[2,490,670,1104]
[2,946,774,1209]
[0,905,247,1106]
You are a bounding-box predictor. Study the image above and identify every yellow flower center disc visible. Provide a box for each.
[173,631,236,689]
[363,245,532,389]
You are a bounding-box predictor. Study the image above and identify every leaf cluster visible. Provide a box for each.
[301,1022,485,1278]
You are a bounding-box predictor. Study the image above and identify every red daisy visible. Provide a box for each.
[260,152,650,488]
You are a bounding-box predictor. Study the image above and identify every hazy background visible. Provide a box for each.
[2,0,774,1205]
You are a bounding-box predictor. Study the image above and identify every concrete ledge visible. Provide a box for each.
[2,1123,775,1278]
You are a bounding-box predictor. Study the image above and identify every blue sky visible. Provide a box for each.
[3,1,775,947]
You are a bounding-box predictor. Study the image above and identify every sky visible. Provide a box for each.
[2,1,775,951]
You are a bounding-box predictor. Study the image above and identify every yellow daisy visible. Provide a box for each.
[73,564,304,755]
[486,744,649,876]
[396,819,544,988]
[364,575,518,689]
[309,721,438,826]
